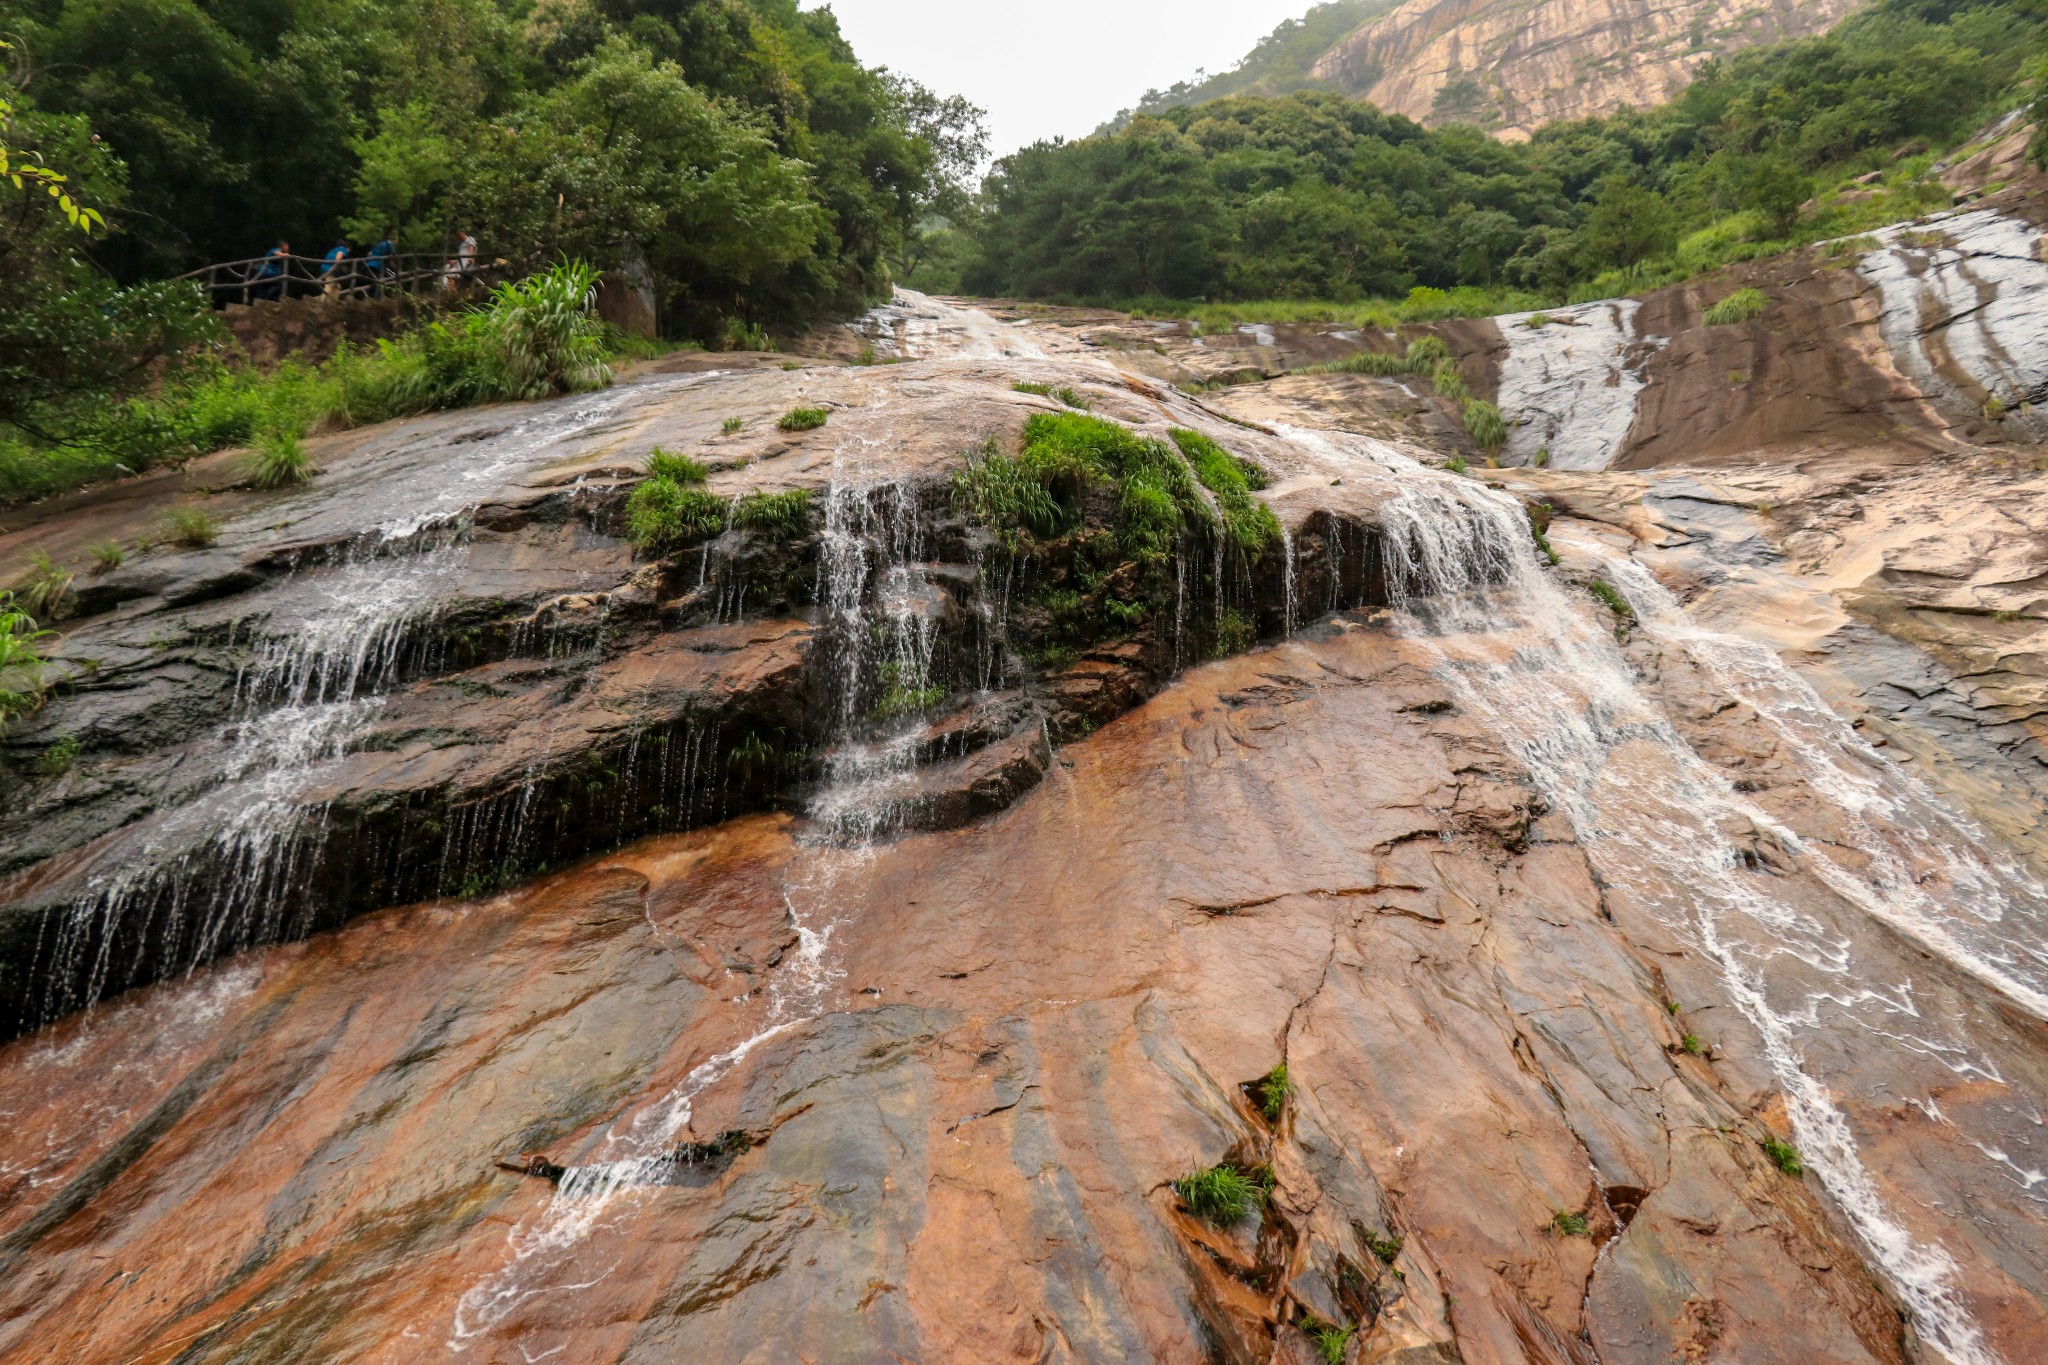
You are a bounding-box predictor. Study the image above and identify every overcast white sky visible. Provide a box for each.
[815,1,1316,158]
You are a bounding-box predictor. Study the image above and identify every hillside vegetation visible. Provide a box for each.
[0,0,980,504]
[956,0,2045,312]
[1107,0,1402,126]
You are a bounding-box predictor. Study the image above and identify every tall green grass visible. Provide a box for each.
[1,261,617,507]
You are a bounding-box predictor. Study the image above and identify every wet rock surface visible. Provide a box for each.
[2,278,2047,1364]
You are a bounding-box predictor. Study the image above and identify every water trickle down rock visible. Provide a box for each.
[1495,300,1663,470]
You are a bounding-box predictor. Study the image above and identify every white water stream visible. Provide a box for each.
[1290,425,2042,1365]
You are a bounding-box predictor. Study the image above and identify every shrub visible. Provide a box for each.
[778,407,830,432]
[0,591,57,726]
[15,548,74,620]
[731,488,812,534]
[1443,455,1470,475]
[626,477,728,551]
[484,261,614,398]
[1169,428,1280,552]
[1552,1210,1591,1237]
[88,540,124,573]
[646,449,710,484]
[248,431,314,488]
[1174,1164,1267,1223]
[166,506,219,548]
[721,417,745,434]
[1680,1032,1707,1055]
[724,319,774,352]
[1703,288,1770,326]
[35,733,81,776]
[1463,400,1508,452]
[1761,1135,1806,1177]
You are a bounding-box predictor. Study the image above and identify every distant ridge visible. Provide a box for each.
[1111,0,1868,140]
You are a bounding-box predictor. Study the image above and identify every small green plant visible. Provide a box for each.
[1728,370,1749,385]
[626,476,728,551]
[1587,579,1633,618]
[1404,335,1451,368]
[1210,607,1256,657]
[1984,395,2007,419]
[646,449,710,484]
[1680,1033,1707,1055]
[1666,1000,1682,1014]
[166,506,219,548]
[1174,1164,1268,1223]
[248,430,314,488]
[777,406,830,432]
[1551,1210,1591,1237]
[1104,596,1146,626]
[1443,455,1470,475]
[1703,288,1770,326]
[1761,1134,1806,1177]
[1992,609,2025,623]
[1524,312,1553,328]
[873,682,946,720]
[1531,447,1550,468]
[0,591,58,726]
[1306,1318,1356,1365]
[35,733,81,776]
[1463,399,1507,452]
[1013,380,1090,409]
[731,488,812,535]
[1363,1228,1404,1264]
[16,548,74,620]
[1430,359,1470,402]
[1297,348,1412,378]
[1252,1063,1293,1121]
[724,318,773,352]
[721,416,744,434]
[88,540,124,573]
[727,731,777,781]
[856,341,877,366]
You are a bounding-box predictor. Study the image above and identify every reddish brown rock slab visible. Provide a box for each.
[0,627,2007,1364]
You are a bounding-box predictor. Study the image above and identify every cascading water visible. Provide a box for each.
[450,441,963,1351]
[1291,423,2042,1365]
[27,379,692,1029]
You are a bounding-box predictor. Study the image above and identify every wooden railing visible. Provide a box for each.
[178,252,508,306]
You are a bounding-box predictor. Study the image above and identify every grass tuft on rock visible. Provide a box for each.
[1463,400,1508,453]
[777,406,830,432]
[1704,287,1770,326]
[627,476,728,551]
[248,431,315,488]
[0,591,58,727]
[647,448,710,484]
[1551,1210,1590,1237]
[1174,1163,1269,1224]
[730,488,812,535]
[1363,1228,1404,1264]
[1587,579,1634,619]
[35,733,80,776]
[87,540,124,573]
[1404,335,1451,368]
[1252,1062,1293,1121]
[15,548,74,621]
[1169,427,1279,552]
[1013,380,1090,409]
[1761,1134,1806,1176]
[166,506,219,548]
[1306,1319,1356,1365]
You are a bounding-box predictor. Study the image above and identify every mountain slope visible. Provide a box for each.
[1126,0,1869,139]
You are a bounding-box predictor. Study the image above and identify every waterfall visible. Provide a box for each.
[451,443,960,1349]
[27,380,687,1030]
[1293,425,2033,1365]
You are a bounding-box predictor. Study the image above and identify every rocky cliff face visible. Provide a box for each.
[1302,0,1861,138]
[2,197,2047,1362]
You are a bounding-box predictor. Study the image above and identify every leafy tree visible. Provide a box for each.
[1579,177,1678,270]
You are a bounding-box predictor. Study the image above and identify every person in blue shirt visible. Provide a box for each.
[319,240,352,300]
[252,239,289,302]
[364,236,396,297]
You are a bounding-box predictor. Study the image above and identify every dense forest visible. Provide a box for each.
[957,0,2048,308]
[0,0,982,325]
